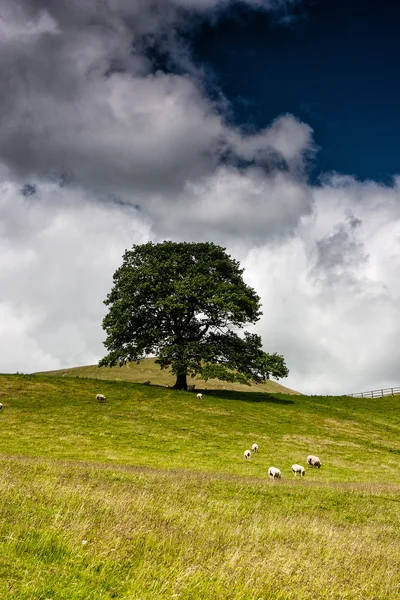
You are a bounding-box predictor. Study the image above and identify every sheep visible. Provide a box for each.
[96,394,106,403]
[307,455,321,468]
[244,450,251,460]
[197,393,203,400]
[143,380,151,385]
[187,384,195,391]
[291,464,306,477]
[268,467,282,480]
[251,443,259,453]
[0,403,3,410]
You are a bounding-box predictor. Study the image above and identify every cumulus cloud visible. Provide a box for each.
[243,176,400,394]
[0,0,312,207]
[0,174,150,372]
[149,166,311,242]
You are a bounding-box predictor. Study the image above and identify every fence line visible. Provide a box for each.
[347,386,400,398]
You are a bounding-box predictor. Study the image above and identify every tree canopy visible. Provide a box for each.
[100,241,288,389]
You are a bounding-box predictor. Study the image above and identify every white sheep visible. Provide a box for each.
[244,450,251,460]
[251,443,258,453]
[307,455,321,468]
[96,394,107,403]
[0,403,3,410]
[197,393,203,400]
[291,464,306,477]
[268,467,282,480]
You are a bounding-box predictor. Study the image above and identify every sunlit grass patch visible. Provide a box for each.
[2,374,400,597]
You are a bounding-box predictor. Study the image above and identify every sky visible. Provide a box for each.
[0,0,400,395]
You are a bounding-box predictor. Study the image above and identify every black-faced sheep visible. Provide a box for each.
[96,394,107,403]
[252,443,259,453]
[307,455,321,468]
[244,450,251,460]
[268,467,282,480]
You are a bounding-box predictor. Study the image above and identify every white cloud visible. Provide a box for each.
[243,176,400,394]
[0,176,150,372]
[148,166,312,242]
[228,114,314,172]
[0,302,61,374]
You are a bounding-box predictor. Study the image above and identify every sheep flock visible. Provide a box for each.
[94,390,321,482]
[244,444,322,481]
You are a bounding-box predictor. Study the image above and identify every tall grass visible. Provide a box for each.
[1,374,400,598]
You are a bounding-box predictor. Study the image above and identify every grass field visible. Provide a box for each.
[1,373,400,598]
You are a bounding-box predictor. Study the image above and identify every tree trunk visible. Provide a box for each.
[173,372,188,390]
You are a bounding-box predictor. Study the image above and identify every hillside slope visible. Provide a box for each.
[2,373,400,479]
[39,357,300,394]
[1,374,400,599]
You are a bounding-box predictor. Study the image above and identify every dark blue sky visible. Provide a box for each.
[191,0,400,183]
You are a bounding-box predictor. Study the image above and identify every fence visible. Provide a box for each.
[347,386,400,398]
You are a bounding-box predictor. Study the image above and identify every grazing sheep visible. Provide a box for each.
[291,464,306,477]
[187,384,195,391]
[165,384,169,388]
[0,403,3,410]
[307,455,321,468]
[244,450,251,460]
[143,380,151,385]
[197,393,203,400]
[252,443,259,453]
[96,394,106,403]
[268,467,282,480]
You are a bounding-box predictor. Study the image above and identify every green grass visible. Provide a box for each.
[38,357,300,395]
[1,373,400,598]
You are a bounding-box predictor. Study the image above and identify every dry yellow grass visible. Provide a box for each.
[38,357,300,394]
[2,457,400,599]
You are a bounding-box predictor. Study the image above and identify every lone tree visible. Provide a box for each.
[99,241,288,389]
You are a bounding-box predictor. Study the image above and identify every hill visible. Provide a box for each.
[39,357,301,394]
[1,373,400,599]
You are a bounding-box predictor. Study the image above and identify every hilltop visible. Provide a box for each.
[39,357,300,394]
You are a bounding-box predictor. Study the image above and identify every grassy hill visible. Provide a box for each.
[1,373,400,598]
[39,357,301,395]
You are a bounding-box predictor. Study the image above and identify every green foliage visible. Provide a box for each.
[100,241,288,388]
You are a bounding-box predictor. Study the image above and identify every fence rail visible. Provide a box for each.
[347,386,400,398]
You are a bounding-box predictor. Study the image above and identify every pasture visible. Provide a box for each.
[1,373,400,598]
